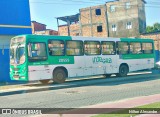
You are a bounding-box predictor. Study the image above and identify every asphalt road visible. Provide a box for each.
[0,73,160,115]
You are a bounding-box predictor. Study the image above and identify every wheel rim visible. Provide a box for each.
[56,72,64,80]
[120,66,127,76]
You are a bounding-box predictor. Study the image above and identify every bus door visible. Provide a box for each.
[65,40,84,77]
[28,42,51,80]
[84,41,101,76]
[101,41,117,74]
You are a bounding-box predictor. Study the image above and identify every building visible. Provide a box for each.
[31,21,46,34]
[31,21,58,35]
[141,31,160,61]
[57,14,80,36]
[34,29,58,35]
[58,0,146,38]
[0,0,31,82]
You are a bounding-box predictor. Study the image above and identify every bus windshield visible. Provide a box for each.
[10,37,26,65]
[10,44,25,65]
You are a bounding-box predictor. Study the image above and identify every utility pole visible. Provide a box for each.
[67,17,70,36]
[105,4,110,37]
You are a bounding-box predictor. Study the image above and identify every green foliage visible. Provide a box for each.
[146,22,160,33]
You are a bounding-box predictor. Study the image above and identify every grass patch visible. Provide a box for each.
[93,102,160,117]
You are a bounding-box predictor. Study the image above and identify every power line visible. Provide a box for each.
[30,1,160,8]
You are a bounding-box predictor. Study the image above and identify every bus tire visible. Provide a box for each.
[104,74,111,78]
[39,79,50,84]
[53,68,66,83]
[117,65,128,77]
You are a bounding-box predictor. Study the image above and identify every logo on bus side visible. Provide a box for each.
[92,57,112,64]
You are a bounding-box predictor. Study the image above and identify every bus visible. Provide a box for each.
[10,35,155,84]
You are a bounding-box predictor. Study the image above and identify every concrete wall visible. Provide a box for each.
[107,0,146,37]
[0,0,31,82]
[0,36,14,82]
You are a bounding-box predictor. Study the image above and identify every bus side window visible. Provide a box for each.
[48,40,64,56]
[84,41,101,55]
[101,41,115,55]
[142,42,153,54]
[129,42,142,54]
[66,40,83,56]
[117,42,129,55]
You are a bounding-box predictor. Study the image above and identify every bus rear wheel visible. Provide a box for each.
[39,79,50,84]
[53,69,66,83]
[117,65,128,77]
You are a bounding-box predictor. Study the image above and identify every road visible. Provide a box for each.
[0,73,160,115]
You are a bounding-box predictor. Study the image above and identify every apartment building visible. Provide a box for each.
[58,0,146,38]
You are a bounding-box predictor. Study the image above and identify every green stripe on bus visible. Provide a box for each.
[121,54,154,59]
[120,38,154,42]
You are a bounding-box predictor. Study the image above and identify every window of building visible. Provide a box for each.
[142,43,153,54]
[117,42,129,54]
[112,24,117,31]
[125,2,131,9]
[28,42,47,61]
[110,5,116,12]
[97,25,103,32]
[95,9,101,15]
[101,41,116,55]
[126,22,132,29]
[66,41,83,56]
[84,41,101,55]
[130,42,142,54]
[76,33,80,36]
[48,40,64,56]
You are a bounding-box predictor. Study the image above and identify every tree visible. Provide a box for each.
[146,22,160,33]
[154,23,160,31]
[146,26,154,33]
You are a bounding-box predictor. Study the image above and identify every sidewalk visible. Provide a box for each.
[0,81,38,92]
[33,94,160,117]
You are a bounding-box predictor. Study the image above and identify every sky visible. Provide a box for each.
[29,0,160,31]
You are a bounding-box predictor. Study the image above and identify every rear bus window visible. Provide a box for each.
[142,42,153,54]
[66,41,83,56]
[48,40,64,56]
[84,41,101,55]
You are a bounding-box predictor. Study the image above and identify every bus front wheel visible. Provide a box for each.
[53,69,66,83]
[117,65,128,77]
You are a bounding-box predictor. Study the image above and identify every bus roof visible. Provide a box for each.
[12,34,154,42]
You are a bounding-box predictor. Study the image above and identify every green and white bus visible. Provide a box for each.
[10,35,155,84]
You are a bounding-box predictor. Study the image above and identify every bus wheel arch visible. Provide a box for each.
[117,63,129,77]
[52,67,68,83]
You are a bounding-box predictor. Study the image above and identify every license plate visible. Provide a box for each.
[14,75,19,80]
